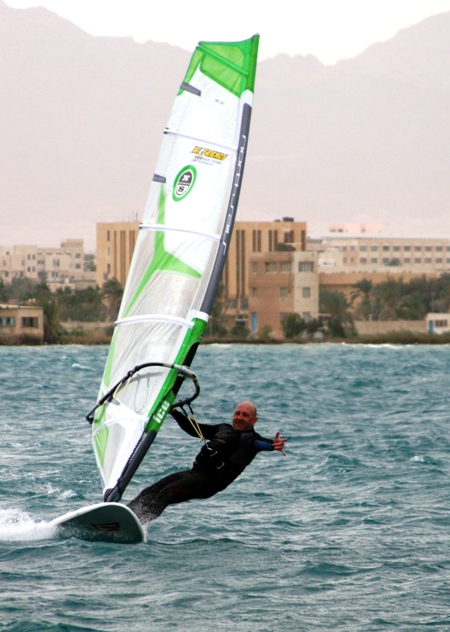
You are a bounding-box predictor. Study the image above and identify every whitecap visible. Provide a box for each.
[71,363,89,370]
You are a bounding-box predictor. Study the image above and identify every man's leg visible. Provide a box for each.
[127,469,219,523]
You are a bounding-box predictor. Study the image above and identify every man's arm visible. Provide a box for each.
[253,431,287,455]
[169,408,218,439]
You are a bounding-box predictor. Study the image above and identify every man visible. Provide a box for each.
[127,401,287,524]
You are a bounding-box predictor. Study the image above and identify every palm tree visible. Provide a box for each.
[320,290,355,338]
[102,278,123,321]
[350,278,373,320]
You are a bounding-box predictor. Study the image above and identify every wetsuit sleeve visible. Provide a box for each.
[170,408,218,439]
[253,437,274,452]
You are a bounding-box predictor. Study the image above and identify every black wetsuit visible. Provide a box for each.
[127,409,274,523]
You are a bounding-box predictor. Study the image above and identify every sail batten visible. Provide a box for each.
[139,224,220,241]
[116,315,194,327]
[163,128,238,152]
[90,36,259,501]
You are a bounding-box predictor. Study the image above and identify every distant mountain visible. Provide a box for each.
[1,1,449,249]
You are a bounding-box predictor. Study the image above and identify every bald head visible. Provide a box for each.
[232,401,258,431]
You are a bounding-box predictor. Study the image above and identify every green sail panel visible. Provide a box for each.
[90,35,259,502]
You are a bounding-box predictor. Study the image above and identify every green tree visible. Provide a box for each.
[350,278,373,320]
[8,276,36,302]
[209,284,228,337]
[320,290,355,338]
[0,278,10,303]
[102,278,123,321]
[58,285,106,321]
[281,313,306,339]
[32,283,64,343]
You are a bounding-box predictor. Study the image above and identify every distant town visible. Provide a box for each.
[2,219,450,344]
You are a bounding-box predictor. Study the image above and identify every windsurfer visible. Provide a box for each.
[127,401,287,523]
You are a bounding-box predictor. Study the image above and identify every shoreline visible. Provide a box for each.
[2,331,450,346]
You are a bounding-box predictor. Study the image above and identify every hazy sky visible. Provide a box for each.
[5,0,450,63]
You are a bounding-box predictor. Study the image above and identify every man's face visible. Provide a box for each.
[232,402,257,432]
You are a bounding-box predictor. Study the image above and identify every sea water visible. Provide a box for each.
[1,343,450,631]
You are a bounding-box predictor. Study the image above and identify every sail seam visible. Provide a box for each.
[139,224,220,241]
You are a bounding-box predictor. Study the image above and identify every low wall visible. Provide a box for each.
[355,320,426,335]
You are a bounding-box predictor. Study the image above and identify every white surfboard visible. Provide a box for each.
[50,502,145,544]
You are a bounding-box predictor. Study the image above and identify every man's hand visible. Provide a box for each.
[273,431,287,456]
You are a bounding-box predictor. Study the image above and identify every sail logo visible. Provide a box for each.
[153,399,171,425]
[192,146,228,161]
[173,166,197,202]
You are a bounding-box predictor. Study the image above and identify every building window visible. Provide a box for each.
[370,246,378,252]
[251,262,258,274]
[425,258,432,264]
[425,246,432,252]
[435,320,448,327]
[404,258,411,264]
[0,317,15,327]
[404,246,411,252]
[280,287,288,300]
[414,258,422,264]
[107,231,110,241]
[265,262,277,273]
[252,230,262,253]
[280,262,291,272]
[226,300,237,309]
[360,246,367,252]
[360,258,367,264]
[414,246,421,252]
[436,246,443,252]
[382,258,389,264]
[75,253,81,259]
[302,287,311,298]
[371,258,378,264]
[75,264,81,269]
[382,246,390,252]
[21,317,38,328]
[393,246,400,252]
[298,261,314,272]
[251,287,257,298]
[436,258,443,264]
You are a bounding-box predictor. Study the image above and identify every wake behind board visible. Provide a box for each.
[50,502,145,544]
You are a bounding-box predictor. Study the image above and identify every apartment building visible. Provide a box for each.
[96,219,308,325]
[221,219,307,325]
[308,235,450,303]
[311,236,450,274]
[96,222,139,287]
[0,239,90,289]
[247,250,319,337]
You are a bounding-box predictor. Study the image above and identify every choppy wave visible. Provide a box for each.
[1,344,450,630]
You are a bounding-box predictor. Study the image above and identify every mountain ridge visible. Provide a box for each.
[1,1,449,249]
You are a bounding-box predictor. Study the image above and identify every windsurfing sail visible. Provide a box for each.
[88,36,260,503]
